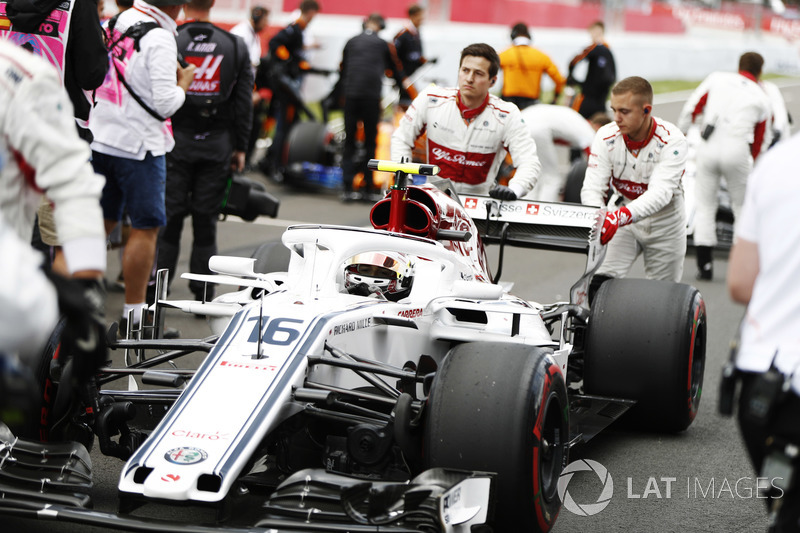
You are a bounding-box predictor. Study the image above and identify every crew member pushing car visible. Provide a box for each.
[581,76,688,289]
[391,42,541,201]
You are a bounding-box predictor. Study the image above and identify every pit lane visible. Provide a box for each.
[7,84,800,533]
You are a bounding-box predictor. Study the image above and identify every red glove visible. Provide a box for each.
[600,206,633,245]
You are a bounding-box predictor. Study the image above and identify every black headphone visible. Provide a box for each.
[644,108,650,114]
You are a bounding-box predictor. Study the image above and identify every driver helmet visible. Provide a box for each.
[343,252,414,301]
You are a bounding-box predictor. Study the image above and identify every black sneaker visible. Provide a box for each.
[696,263,713,281]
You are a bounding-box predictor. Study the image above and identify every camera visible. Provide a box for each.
[221,174,280,222]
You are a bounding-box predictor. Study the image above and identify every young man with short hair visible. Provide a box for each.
[391,42,541,201]
[581,76,689,287]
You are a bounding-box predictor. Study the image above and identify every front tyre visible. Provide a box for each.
[424,342,568,532]
[584,279,706,432]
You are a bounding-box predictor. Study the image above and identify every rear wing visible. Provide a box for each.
[461,195,606,308]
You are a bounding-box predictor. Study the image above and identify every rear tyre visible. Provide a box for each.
[285,122,330,167]
[424,342,568,532]
[583,279,706,432]
[562,159,587,204]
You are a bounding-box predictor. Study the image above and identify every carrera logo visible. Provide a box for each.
[431,147,487,168]
[398,308,422,319]
[464,198,478,209]
[526,203,540,215]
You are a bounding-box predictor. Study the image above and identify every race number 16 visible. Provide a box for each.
[246,316,303,346]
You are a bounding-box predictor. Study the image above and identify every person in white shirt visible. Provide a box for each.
[677,52,772,281]
[582,76,688,291]
[230,5,269,70]
[391,42,540,200]
[727,131,800,533]
[0,39,108,436]
[520,104,596,202]
[90,0,195,327]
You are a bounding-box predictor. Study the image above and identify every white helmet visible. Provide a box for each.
[344,252,414,301]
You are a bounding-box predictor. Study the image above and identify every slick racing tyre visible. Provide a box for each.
[583,279,706,432]
[562,158,587,204]
[285,121,330,168]
[424,342,568,532]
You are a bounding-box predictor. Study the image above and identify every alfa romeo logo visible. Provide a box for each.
[557,459,614,516]
[165,446,208,465]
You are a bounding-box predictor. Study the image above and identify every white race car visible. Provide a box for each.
[0,161,707,533]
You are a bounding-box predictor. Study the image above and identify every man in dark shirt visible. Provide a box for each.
[339,13,415,202]
[568,20,616,119]
[393,4,426,107]
[263,0,319,179]
[156,0,253,302]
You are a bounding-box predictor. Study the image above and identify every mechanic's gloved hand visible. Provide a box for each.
[489,185,518,201]
[47,274,108,380]
[600,206,633,245]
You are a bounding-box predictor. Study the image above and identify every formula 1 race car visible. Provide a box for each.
[0,161,706,532]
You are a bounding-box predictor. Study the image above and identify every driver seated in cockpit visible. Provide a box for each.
[342,252,415,301]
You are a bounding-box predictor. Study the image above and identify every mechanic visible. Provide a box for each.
[156,0,253,303]
[499,23,565,110]
[391,42,541,200]
[261,0,319,180]
[727,131,800,533]
[677,51,771,281]
[231,5,269,168]
[90,0,196,329]
[520,104,596,202]
[339,13,416,203]
[231,5,269,71]
[2,0,108,274]
[581,76,688,288]
[0,39,108,433]
[567,20,616,119]
[393,4,428,108]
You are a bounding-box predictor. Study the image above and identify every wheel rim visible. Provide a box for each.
[539,392,565,501]
[688,308,707,415]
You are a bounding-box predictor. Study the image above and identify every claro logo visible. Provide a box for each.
[431,147,486,167]
[557,459,614,516]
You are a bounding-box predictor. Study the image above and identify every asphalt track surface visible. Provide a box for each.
[6,83,800,532]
